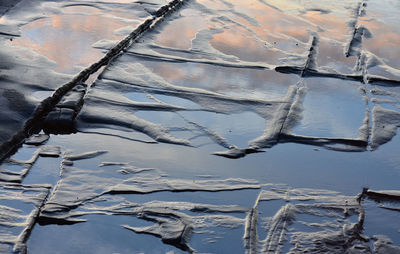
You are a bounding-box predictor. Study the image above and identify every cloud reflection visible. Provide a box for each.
[14,11,127,73]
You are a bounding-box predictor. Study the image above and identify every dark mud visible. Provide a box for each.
[0,0,189,162]
[0,183,50,253]
[0,0,399,253]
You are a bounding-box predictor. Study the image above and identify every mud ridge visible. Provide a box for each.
[279,134,368,151]
[212,147,265,159]
[370,105,400,150]
[367,75,400,87]
[125,51,271,70]
[275,65,364,83]
[249,85,300,149]
[302,35,319,76]
[12,186,51,253]
[275,66,364,82]
[123,209,195,252]
[345,0,370,57]
[243,193,262,254]
[363,189,400,202]
[275,34,364,82]
[0,183,50,253]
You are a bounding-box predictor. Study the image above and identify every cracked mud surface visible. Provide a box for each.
[0,0,399,253]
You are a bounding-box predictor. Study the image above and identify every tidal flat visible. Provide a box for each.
[0,0,399,253]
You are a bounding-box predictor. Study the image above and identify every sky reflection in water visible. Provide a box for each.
[1,0,400,253]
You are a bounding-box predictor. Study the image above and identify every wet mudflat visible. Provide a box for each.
[0,0,399,253]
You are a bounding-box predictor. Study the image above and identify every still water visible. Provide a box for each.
[0,0,399,253]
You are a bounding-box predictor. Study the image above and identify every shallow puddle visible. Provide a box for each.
[13,5,132,73]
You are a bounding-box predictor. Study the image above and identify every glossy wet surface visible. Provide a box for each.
[0,0,399,253]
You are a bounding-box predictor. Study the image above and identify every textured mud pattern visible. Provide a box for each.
[4,145,399,253]
[1,0,400,159]
[0,183,50,253]
[0,0,399,253]
[73,0,400,157]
